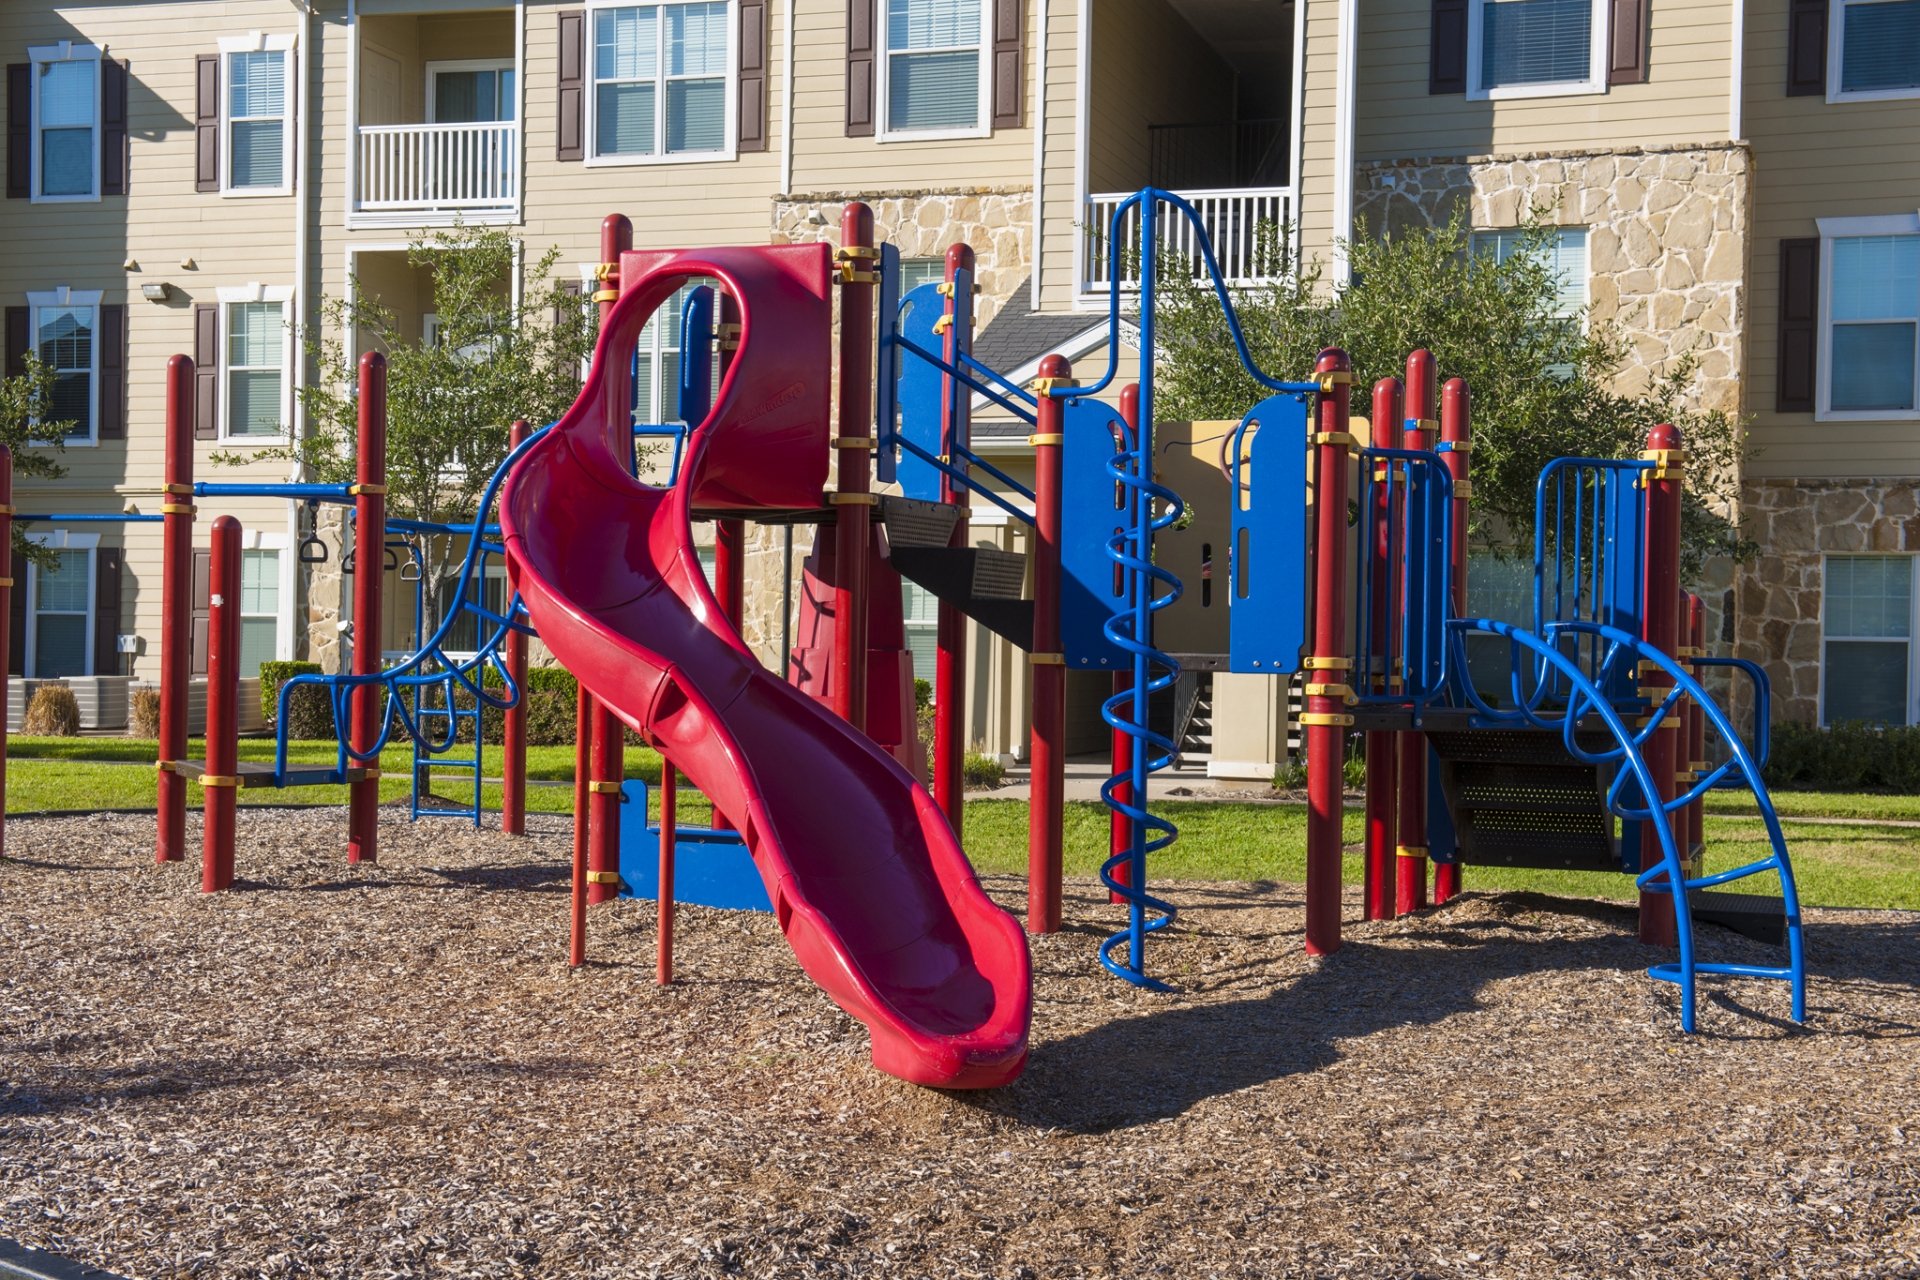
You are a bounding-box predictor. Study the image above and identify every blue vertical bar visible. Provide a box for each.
[677,286,715,427]
[875,243,901,485]
[1130,195,1156,975]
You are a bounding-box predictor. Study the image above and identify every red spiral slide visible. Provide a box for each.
[500,243,1031,1088]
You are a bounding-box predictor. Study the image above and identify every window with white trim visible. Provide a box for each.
[900,257,948,290]
[226,47,290,191]
[1466,0,1607,99]
[903,579,939,687]
[1827,232,1919,414]
[1469,228,1589,315]
[590,3,733,160]
[31,548,92,678]
[1831,0,1920,99]
[883,0,988,134]
[225,300,288,437]
[28,290,100,444]
[29,42,101,202]
[239,549,281,678]
[1823,554,1914,725]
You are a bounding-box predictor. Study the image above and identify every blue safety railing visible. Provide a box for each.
[1353,448,1454,706]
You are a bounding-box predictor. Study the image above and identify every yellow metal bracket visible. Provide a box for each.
[1299,711,1354,727]
[1027,433,1065,447]
[1302,655,1352,671]
[1028,652,1065,665]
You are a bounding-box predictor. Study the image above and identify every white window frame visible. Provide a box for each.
[1827,0,1920,102]
[215,284,296,443]
[1468,226,1590,318]
[584,1,739,169]
[1814,213,1920,423]
[425,58,518,123]
[238,532,294,673]
[23,532,100,679]
[25,288,103,448]
[1464,0,1609,101]
[27,41,103,204]
[1819,552,1920,726]
[217,33,297,197]
[878,0,992,141]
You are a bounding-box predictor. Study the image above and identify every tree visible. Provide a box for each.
[1153,213,1753,579]
[0,354,74,567]
[231,224,597,640]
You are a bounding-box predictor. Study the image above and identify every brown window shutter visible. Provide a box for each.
[847,0,875,136]
[7,64,27,199]
[1787,0,1827,96]
[194,303,219,439]
[102,58,130,195]
[286,53,297,193]
[94,547,122,676]
[739,0,769,151]
[1608,0,1647,83]
[196,54,219,191]
[1777,237,1819,413]
[557,11,586,161]
[98,303,126,440]
[991,0,1023,128]
[1430,0,1467,93]
[8,550,25,677]
[190,547,211,677]
[3,306,26,378]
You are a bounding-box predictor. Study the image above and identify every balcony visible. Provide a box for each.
[355,121,519,219]
[1080,186,1294,293]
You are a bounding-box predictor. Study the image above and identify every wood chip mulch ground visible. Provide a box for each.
[3,808,1918,1279]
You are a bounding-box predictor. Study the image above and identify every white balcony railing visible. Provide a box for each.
[1081,187,1293,292]
[355,121,519,213]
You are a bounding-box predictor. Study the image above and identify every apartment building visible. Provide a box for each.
[0,0,1913,751]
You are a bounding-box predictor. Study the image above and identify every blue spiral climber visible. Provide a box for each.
[1057,189,1319,988]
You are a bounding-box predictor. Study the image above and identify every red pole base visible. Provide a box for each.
[1432,862,1460,904]
[1304,723,1344,956]
[1363,730,1396,920]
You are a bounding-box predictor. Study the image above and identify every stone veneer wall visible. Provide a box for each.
[772,188,1033,330]
[1734,479,1920,726]
[1354,144,1751,416]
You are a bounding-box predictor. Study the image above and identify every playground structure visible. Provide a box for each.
[0,189,1809,1089]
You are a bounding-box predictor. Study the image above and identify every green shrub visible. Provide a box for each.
[1272,740,1366,790]
[914,678,931,709]
[259,661,335,740]
[1761,720,1920,792]
[963,751,1005,788]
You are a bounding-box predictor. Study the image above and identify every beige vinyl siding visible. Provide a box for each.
[1036,0,1082,308]
[1084,0,1235,194]
[1355,0,1734,161]
[1742,0,1920,478]
[1293,0,1341,265]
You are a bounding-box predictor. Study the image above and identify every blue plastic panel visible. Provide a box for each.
[893,281,947,502]
[1427,741,1458,864]
[875,243,901,485]
[677,286,715,426]
[1228,392,1310,675]
[1060,398,1130,669]
[616,780,774,912]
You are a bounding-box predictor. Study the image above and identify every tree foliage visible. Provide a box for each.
[1153,214,1753,578]
[230,224,597,634]
[0,354,74,567]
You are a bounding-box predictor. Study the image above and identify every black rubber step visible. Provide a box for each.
[1427,729,1622,872]
[889,545,1035,649]
[1689,890,1787,946]
[878,495,962,549]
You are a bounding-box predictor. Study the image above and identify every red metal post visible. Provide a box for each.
[933,243,975,834]
[157,355,196,864]
[658,763,677,985]
[1434,376,1471,905]
[503,420,530,836]
[1639,423,1685,947]
[1396,349,1436,914]
[1108,384,1141,903]
[833,203,876,738]
[1687,592,1706,868]
[569,683,589,966]
[1363,376,1402,921]
[1305,348,1353,956]
[1027,354,1069,935]
[202,515,241,892]
[347,352,387,865]
[0,449,10,862]
[588,702,623,903]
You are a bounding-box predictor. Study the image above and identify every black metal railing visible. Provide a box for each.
[1148,118,1288,190]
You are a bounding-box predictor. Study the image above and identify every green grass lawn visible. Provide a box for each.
[6,737,1916,911]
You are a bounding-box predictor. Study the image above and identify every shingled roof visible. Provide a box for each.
[972,279,1107,376]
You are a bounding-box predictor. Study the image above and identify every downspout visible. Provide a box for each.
[290,0,314,660]
[1729,0,1746,141]
[1287,0,1307,270]
[1031,0,1048,311]
[1072,0,1091,304]
[1333,0,1358,284]
[780,0,797,195]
